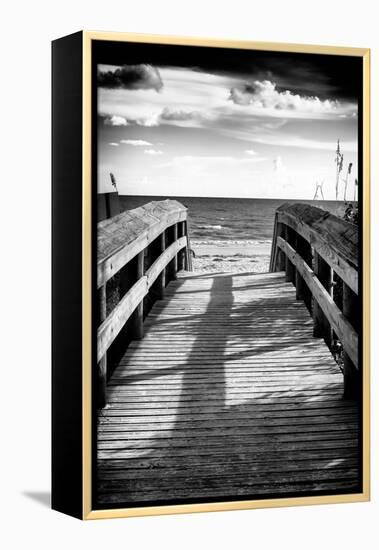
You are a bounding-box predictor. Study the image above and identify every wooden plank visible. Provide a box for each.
[98,443,358,463]
[275,205,358,293]
[102,394,352,408]
[97,200,187,288]
[98,458,359,480]
[97,284,107,408]
[98,415,357,432]
[98,431,358,451]
[98,468,360,495]
[167,223,178,281]
[277,237,358,368]
[130,251,144,339]
[97,277,148,362]
[145,237,187,288]
[177,221,186,271]
[285,225,296,283]
[98,447,358,467]
[97,271,359,505]
[98,237,187,361]
[343,282,361,398]
[313,252,332,346]
[98,480,360,504]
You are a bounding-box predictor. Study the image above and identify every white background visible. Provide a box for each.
[1,1,377,548]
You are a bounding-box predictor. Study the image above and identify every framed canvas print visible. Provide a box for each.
[52,31,370,520]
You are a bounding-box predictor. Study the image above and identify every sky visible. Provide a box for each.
[96,43,360,200]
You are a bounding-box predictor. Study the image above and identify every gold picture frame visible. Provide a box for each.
[52,30,370,520]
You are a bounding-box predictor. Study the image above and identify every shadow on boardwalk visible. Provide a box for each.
[97,272,360,506]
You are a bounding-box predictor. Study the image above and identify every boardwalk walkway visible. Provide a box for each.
[97,271,360,506]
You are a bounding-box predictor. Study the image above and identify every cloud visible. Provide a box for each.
[135,107,210,128]
[108,142,119,147]
[98,67,230,128]
[229,80,353,116]
[136,112,161,127]
[120,139,153,146]
[144,149,163,155]
[158,155,266,170]
[98,64,163,92]
[252,134,358,153]
[133,106,216,128]
[104,115,128,126]
[160,107,200,121]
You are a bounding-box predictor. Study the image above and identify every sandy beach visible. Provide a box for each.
[191,239,272,274]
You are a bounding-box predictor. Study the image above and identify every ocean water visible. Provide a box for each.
[119,196,347,242]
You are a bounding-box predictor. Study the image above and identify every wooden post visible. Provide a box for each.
[183,221,190,270]
[342,282,360,399]
[178,221,186,272]
[295,234,312,312]
[130,251,144,339]
[285,225,295,284]
[167,224,178,281]
[157,231,166,299]
[185,221,193,271]
[97,284,107,408]
[313,252,332,347]
[276,222,286,272]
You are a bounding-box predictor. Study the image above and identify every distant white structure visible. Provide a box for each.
[313,180,325,200]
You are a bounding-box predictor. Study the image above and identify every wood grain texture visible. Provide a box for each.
[97,200,187,288]
[272,203,358,293]
[97,238,187,362]
[277,237,358,368]
[97,271,360,506]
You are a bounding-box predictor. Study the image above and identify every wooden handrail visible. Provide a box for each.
[96,199,191,407]
[270,203,359,399]
[97,236,187,362]
[270,203,358,292]
[98,199,188,288]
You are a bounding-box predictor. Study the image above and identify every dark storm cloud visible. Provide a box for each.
[94,40,362,102]
[98,64,163,91]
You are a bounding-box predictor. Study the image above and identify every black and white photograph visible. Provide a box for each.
[94,38,364,509]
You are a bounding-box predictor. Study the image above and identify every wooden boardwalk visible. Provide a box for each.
[97,271,360,506]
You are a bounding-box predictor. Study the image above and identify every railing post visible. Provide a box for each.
[97,284,107,408]
[313,252,332,347]
[342,283,360,399]
[295,234,312,312]
[185,220,193,271]
[276,222,286,271]
[184,220,190,270]
[285,225,295,283]
[130,251,144,339]
[167,223,178,281]
[178,221,186,272]
[157,231,166,299]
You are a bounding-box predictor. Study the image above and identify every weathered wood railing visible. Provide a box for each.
[97,199,192,406]
[270,203,359,399]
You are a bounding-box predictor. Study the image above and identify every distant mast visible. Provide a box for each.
[335,140,344,200]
